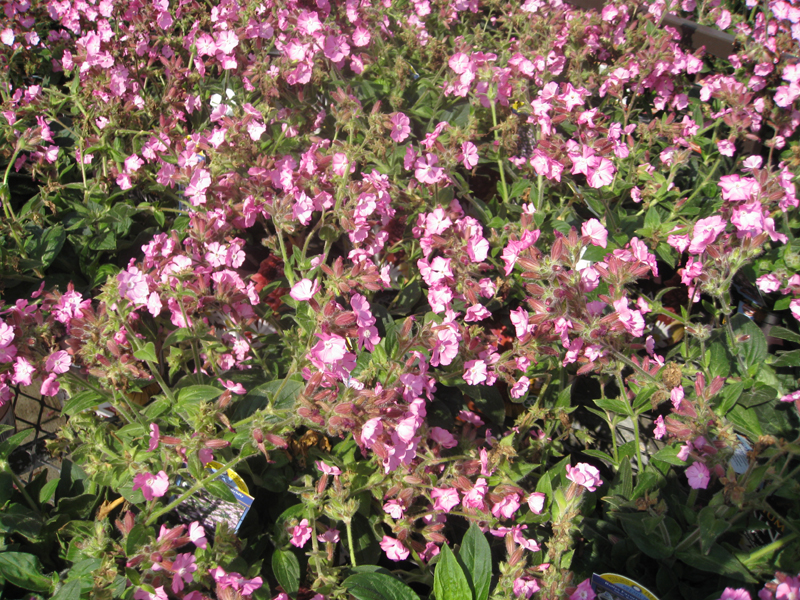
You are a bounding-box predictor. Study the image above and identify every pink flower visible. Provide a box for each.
[653,415,666,439]
[459,141,479,169]
[315,461,342,475]
[148,423,160,451]
[290,278,320,301]
[430,427,458,448]
[134,587,168,600]
[514,577,541,598]
[510,376,530,399]
[491,493,521,519]
[431,487,460,512]
[171,553,197,593]
[566,463,603,492]
[379,536,409,561]
[218,379,246,394]
[414,153,445,185]
[527,492,546,514]
[430,326,459,367]
[581,218,608,248]
[133,471,169,501]
[383,499,406,519]
[570,579,596,600]
[463,478,488,510]
[389,113,410,143]
[757,274,781,293]
[463,359,487,385]
[587,157,615,188]
[776,575,800,600]
[45,350,71,374]
[719,588,752,600]
[290,519,313,547]
[360,418,383,448]
[686,461,710,489]
[310,333,347,364]
[689,216,726,254]
[12,357,35,386]
[791,299,800,322]
[40,373,60,397]
[189,521,207,549]
[323,34,350,62]
[332,152,349,176]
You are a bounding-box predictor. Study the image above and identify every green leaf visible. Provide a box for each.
[707,341,732,378]
[0,429,33,459]
[652,446,688,466]
[766,326,800,344]
[39,478,60,505]
[676,544,757,582]
[272,549,300,596]
[205,479,237,504]
[126,524,150,556]
[343,572,421,600]
[434,545,472,600]
[177,385,222,404]
[729,404,763,437]
[715,382,744,415]
[51,579,82,600]
[581,449,617,467]
[232,378,303,420]
[62,390,105,416]
[457,384,505,427]
[698,506,731,554]
[593,397,631,416]
[731,314,767,372]
[774,297,792,312]
[458,523,492,600]
[771,350,800,367]
[0,552,54,592]
[133,342,158,363]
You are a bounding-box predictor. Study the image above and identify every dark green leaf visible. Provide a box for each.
[766,326,800,344]
[0,553,53,592]
[729,404,763,436]
[593,397,631,415]
[698,507,731,554]
[715,382,744,415]
[272,549,300,596]
[457,384,505,427]
[434,545,472,600]
[652,446,688,466]
[233,378,302,420]
[205,479,237,504]
[62,390,105,416]
[731,314,767,372]
[676,544,757,582]
[51,579,82,600]
[458,523,492,600]
[343,573,421,600]
[0,504,43,539]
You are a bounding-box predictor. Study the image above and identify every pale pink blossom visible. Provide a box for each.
[290,278,320,301]
[566,463,603,492]
[431,487,460,512]
[383,499,406,519]
[463,478,488,510]
[45,350,71,374]
[379,536,409,561]
[389,113,410,143]
[491,493,521,519]
[463,359,488,385]
[527,492,546,514]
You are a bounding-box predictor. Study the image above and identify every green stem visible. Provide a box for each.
[276,224,296,287]
[490,97,509,203]
[346,520,358,567]
[145,455,244,525]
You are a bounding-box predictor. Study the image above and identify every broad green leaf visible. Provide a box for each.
[731,314,767,373]
[771,349,800,367]
[434,545,472,600]
[232,378,303,420]
[133,342,157,363]
[698,507,731,554]
[272,549,300,596]
[177,385,222,404]
[458,523,492,600]
[0,552,54,592]
[343,572,421,600]
[729,404,763,437]
[62,390,105,416]
[651,446,688,466]
[715,382,744,415]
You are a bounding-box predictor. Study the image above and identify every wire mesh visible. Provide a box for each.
[7,385,65,483]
